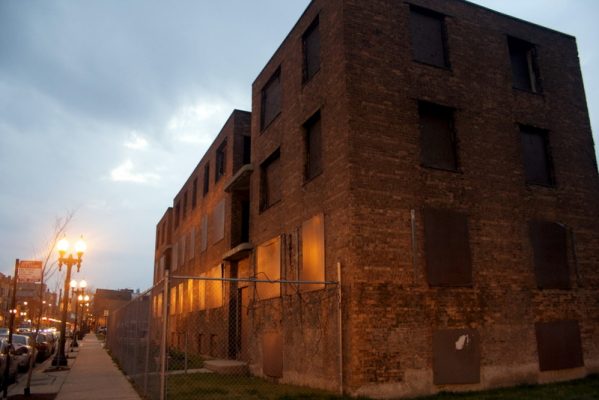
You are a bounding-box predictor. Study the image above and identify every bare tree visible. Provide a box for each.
[24,210,75,393]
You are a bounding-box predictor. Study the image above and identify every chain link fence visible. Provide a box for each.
[106,271,341,400]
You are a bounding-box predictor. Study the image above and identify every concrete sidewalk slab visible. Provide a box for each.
[6,345,75,399]
[55,336,141,400]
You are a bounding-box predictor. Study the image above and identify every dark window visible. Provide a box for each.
[243,136,251,165]
[215,140,227,182]
[241,200,250,243]
[304,111,322,180]
[410,6,449,68]
[182,191,187,219]
[520,125,554,186]
[423,208,472,286]
[192,178,198,209]
[174,202,180,229]
[433,329,480,384]
[535,320,583,371]
[203,163,210,196]
[302,16,320,83]
[419,102,458,171]
[508,36,541,93]
[529,220,569,289]
[260,149,282,211]
[260,68,282,130]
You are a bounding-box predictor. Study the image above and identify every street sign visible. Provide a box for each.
[17,260,42,283]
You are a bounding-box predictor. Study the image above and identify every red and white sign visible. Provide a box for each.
[18,260,42,283]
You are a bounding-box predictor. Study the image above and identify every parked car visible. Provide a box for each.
[42,331,57,355]
[28,333,53,362]
[0,334,34,372]
[0,340,19,385]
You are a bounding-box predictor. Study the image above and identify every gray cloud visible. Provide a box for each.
[0,0,597,292]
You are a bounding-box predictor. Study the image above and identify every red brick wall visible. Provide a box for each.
[342,0,599,396]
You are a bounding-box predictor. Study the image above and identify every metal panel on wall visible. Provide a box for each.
[433,329,480,384]
[535,320,583,371]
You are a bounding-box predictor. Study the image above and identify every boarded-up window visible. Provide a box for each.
[256,237,281,300]
[200,216,208,252]
[520,125,554,186]
[215,139,227,182]
[192,178,198,209]
[423,208,472,286]
[174,201,180,228]
[303,16,320,82]
[172,242,178,271]
[178,282,184,314]
[260,68,281,130]
[189,228,195,260]
[169,286,176,315]
[508,36,541,93]
[187,279,194,312]
[301,214,325,292]
[197,274,206,311]
[535,320,583,371]
[182,191,188,219]
[260,149,282,211]
[410,6,448,68]
[263,332,283,378]
[203,163,210,195]
[156,293,163,318]
[529,220,569,289]
[304,111,323,180]
[433,329,480,384]
[205,265,223,309]
[179,238,185,266]
[419,102,457,171]
[243,135,251,164]
[152,294,157,317]
[212,200,225,243]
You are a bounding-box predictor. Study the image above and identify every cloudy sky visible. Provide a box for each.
[1,0,598,294]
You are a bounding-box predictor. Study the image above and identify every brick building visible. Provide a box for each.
[153,0,599,397]
[93,288,133,328]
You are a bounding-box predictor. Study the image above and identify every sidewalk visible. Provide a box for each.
[55,335,141,400]
[8,335,141,400]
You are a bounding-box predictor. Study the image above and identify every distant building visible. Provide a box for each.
[0,273,11,327]
[93,288,133,327]
[151,0,599,397]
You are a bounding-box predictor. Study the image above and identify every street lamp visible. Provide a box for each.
[70,279,87,348]
[51,236,86,367]
[76,294,90,342]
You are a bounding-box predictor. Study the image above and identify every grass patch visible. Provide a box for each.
[167,373,364,400]
[165,374,599,400]
[167,348,204,371]
[415,374,599,400]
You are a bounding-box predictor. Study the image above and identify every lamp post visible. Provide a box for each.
[51,236,86,367]
[70,280,87,348]
[77,295,90,340]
